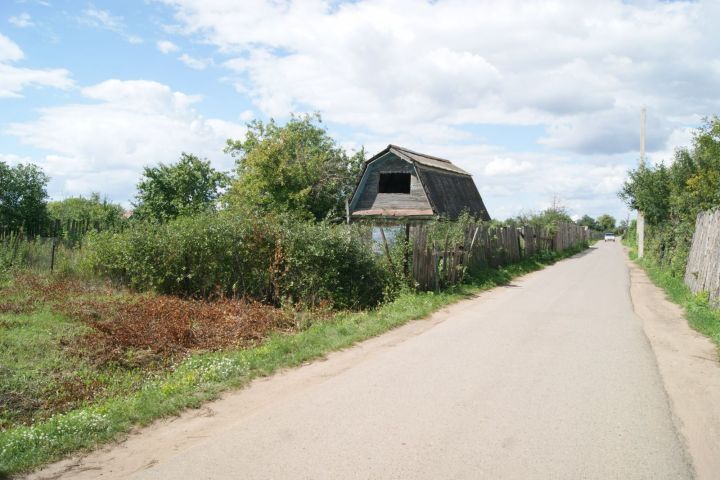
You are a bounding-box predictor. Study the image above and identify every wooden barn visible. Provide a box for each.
[348,145,491,222]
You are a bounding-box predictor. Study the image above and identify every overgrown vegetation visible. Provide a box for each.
[83,212,388,309]
[224,113,364,221]
[47,194,126,237]
[620,116,720,277]
[0,245,585,476]
[0,273,300,430]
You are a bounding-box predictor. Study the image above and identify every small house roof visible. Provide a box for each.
[367,145,471,176]
[350,144,490,221]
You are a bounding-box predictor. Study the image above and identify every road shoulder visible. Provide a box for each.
[627,256,720,480]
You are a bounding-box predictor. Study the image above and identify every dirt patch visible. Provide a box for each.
[61,296,295,367]
[1,273,309,429]
[2,273,302,365]
[628,256,720,480]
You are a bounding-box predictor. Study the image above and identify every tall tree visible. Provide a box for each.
[224,113,364,221]
[133,153,229,221]
[596,214,616,232]
[0,162,49,233]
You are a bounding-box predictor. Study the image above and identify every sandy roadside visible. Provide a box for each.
[627,256,720,480]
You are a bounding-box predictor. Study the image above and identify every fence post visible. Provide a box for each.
[50,238,57,273]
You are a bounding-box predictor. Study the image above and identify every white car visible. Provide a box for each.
[604,232,615,242]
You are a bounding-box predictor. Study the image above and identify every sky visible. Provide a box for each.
[1,0,718,221]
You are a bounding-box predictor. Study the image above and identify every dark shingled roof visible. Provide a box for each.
[350,145,490,221]
[416,166,490,220]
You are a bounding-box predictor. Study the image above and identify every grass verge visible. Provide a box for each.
[0,245,586,477]
[624,239,720,357]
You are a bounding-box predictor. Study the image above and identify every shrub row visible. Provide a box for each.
[82,213,388,309]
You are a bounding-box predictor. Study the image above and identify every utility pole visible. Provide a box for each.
[637,108,646,258]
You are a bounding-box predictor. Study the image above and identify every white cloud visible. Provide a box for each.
[9,13,34,28]
[239,109,255,122]
[484,157,534,176]
[539,108,672,155]
[0,33,74,98]
[179,53,209,70]
[165,0,720,154]
[155,0,720,219]
[156,39,179,54]
[79,7,143,44]
[0,33,24,62]
[647,126,696,166]
[5,79,245,200]
[9,0,714,219]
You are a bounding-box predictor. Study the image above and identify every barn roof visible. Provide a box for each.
[350,144,491,221]
[417,168,489,220]
[367,145,471,176]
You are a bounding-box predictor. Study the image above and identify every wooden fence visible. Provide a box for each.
[684,209,720,306]
[0,218,101,242]
[405,222,588,291]
[0,219,108,273]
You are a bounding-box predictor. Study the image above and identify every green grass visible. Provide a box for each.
[0,309,90,429]
[623,237,720,357]
[0,245,585,476]
[0,308,153,432]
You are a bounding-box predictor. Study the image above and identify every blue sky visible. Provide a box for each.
[1,0,718,221]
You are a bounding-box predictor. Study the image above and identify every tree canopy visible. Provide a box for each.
[619,116,720,274]
[224,113,364,221]
[0,161,49,234]
[620,117,720,228]
[596,214,616,232]
[576,215,599,231]
[48,193,125,229]
[133,153,229,222]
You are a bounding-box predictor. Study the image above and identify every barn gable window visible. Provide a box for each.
[378,173,411,194]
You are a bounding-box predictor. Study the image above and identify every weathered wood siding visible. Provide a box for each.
[407,222,587,291]
[684,209,720,306]
[354,153,432,211]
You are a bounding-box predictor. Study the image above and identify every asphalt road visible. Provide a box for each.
[34,242,694,479]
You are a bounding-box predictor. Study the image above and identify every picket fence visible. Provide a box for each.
[401,222,588,291]
[684,209,720,306]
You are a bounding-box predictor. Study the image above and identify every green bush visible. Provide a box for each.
[83,213,387,309]
[274,221,388,308]
[620,117,720,277]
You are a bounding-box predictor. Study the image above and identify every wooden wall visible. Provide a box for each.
[684,209,720,306]
[401,222,588,291]
[354,153,432,212]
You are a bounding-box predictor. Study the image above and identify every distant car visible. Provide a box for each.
[604,232,615,242]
